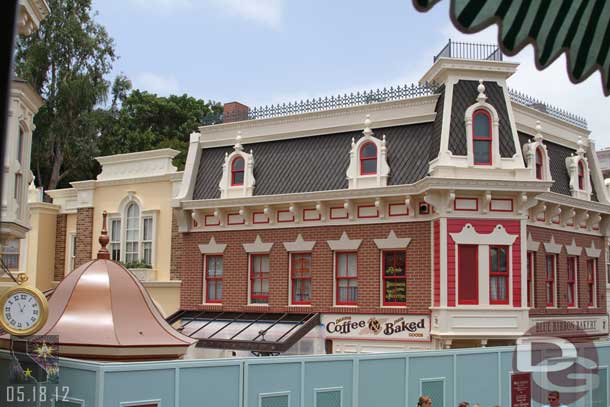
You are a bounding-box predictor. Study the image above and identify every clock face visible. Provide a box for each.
[0,287,47,337]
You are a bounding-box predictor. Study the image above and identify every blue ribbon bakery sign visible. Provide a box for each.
[322,314,430,341]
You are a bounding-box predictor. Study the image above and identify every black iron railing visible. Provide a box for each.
[434,39,503,62]
[508,88,587,129]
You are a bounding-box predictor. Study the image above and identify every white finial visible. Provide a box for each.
[534,120,544,143]
[363,114,373,137]
[576,136,585,156]
[476,79,487,103]
[234,131,243,151]
[351,137,356,147]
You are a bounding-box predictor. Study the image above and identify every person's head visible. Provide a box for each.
[547,391,560,407]
[418,396,432,407]
[458,402,470,407]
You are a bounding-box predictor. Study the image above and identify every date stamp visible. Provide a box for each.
[1,385,71,407]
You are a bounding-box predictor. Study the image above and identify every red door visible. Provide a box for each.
[458,245,478,304]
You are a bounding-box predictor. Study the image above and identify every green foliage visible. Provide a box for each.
[122,261,152,269]
[16,0,117,190]
[97,90,222,170]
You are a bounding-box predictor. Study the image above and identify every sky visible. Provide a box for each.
[93,0,610,148]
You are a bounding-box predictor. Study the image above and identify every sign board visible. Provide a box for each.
[511,372,531,407]
[321,314,430,342]
[528,315,609,337]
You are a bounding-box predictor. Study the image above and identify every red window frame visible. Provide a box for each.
[535,148,543,180]
[231,156,245,186]
[567,256,577,307]
[527,251,535,307]
[291,253,312,305]
[458,244,479,305]
[545,255,555,307]
[578,160,585,190]
[382,250,407,306]
[473,109,492,165]
[587,259,596,307]
[335,252,357,305]
[250,254,269,304]
[489,246,509,304]
[205,255,223,303]
[359,142,377,175]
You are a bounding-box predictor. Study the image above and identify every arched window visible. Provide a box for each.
[473,109,492,165]
[125,203,140,263]
[231,157,245,186]
[535,148,543,180]
[578,160,585,190]
[360,142,377,175]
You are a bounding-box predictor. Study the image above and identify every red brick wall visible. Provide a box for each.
[179,222,431,315]
[54,214,67,281]
[527,226,607,316]
[433,220,440,307]
[75,208,94,268]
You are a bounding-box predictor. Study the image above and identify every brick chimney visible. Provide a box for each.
[223,101,250,123]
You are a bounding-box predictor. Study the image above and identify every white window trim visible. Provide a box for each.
[464,81,501,168]
[567,255,578,308]
[527,251,536,308]
[68,232,77,272]
[522,122,552,181]
[219,133,255,199]
[587,258,597,308]
[346,115,390,189]
[288,252,313,306]
[545,254,558,309]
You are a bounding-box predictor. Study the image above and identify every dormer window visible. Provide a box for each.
[535,148,543,179]
[565,137,591,200]
[360,142,377,175]
[473,109,492,165]
[523,122,551,181]
[578,160,585,190]
[231,156,245,186]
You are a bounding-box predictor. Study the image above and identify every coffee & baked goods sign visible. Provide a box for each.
[322,314,430,341]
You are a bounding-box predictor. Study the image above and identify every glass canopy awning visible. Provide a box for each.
[167,311,320,353]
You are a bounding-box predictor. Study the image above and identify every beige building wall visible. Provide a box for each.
[26,203,59,292]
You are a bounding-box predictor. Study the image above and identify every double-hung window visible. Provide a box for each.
[567,257,577,307]
[205,255,223,303]
[291,253,312,305]
[359,142,377,175]
[545,255,556,307]
[473,109,492,165]
[231,157,244,186]
[490,246,509,304]
[109,202,155,267]
[527,252,535,307]
[250,254,269,304]
[578,161,585,190]
[335,252,357,305]
[535,148,543,180]
[382,251,406,306]
[586,259,596,307]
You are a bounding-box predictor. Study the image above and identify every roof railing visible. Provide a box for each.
[434,39,503,62]
[508,88,587,129]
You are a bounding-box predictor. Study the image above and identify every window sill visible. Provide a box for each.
[334,304,358,308]
[289,304,312,307]
[248,303,269,306]
[381,305,408,308]
[200,302,222,306]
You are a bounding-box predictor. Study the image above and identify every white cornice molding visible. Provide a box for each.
[373,230,411,250]
[512,104,590,146]
[243,235,273,253]
[543,236,562,254]
[538,192,610,214]
[283,234,316,252]
[565,238,583,256]
[450,223,517,245]
[526,233,540,252]
[327,232,362,251]
[198,96,438,148]
[198,237,227,254]
[95,148,179,165]
[585,241,601,258]
[419,58,519,85]
[10,80,44,112]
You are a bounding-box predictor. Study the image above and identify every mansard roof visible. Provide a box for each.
[518,132,598,202]
[193,122,435,199]
[449,80,515,158]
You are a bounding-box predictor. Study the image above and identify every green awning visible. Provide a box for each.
[413,0,610,96]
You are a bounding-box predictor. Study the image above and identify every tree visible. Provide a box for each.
[15,0,116,190]
[98,90,222,170]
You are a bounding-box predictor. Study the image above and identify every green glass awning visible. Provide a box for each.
[413,0,610,96]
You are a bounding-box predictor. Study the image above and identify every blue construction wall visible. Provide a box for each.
[1,343,608,407]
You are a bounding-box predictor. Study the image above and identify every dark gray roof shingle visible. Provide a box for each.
[450,80,516,158]
[193,123,434,199]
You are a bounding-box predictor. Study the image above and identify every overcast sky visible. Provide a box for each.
[93,0,610,148]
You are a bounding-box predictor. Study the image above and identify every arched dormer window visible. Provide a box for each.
[464,80,500,168]
[231,156,245,186]
[360,142,377,175]
[346,115,390,189]
[578,160,585,190]
[536,148,543,180]
[473,109,492,165]
[219,132,255,199]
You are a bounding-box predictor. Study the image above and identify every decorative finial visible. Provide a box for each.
[576,136,585,156]
[476,80,487,103]
[363,114,373,137]
[534,120,544,142]
[97,210,111,260]
[234,131,243,152]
